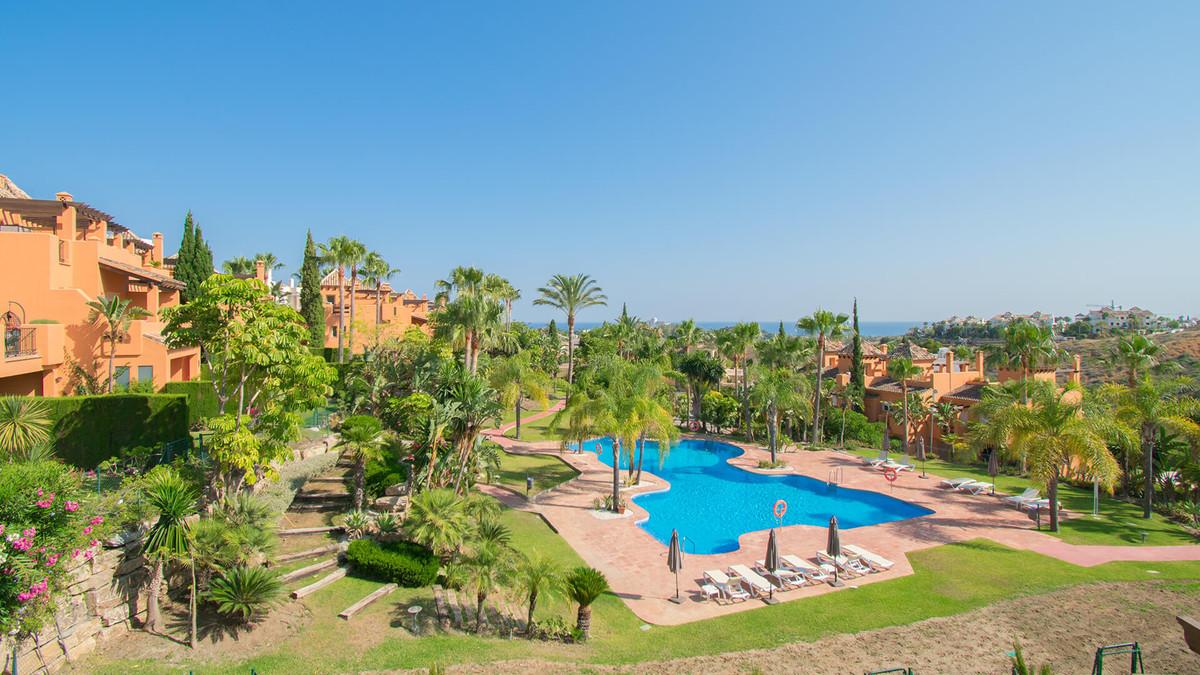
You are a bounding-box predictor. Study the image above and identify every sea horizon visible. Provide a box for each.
[525,320,922,338]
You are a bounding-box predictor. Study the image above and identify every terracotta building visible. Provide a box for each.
[0,185,200,396]
[319,270,431,354]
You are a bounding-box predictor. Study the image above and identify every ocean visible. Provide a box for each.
[526,320,921,338]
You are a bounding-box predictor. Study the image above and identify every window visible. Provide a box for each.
[114,366,131,388]
[326,295,335,304]
[331,326,338,337]
[138,365,154,385]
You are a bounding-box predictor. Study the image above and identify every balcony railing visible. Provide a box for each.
[4,327,37,359]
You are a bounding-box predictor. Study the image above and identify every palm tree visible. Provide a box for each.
[434,294,504,374]
[797,309,849,445]
[1102,378,1200,518]
[453,539,513,633]
[251,252,285,278]
[489,352,551,440]
[319,236,357,363]
[421,400,460,489]
[361,251,399,325]
[143,468,198,634]
[406,488,471,560]
[677,351,724,429]
[836,386,864,449]
[513,552,562,633]
[335,415,389,510]
[886,357,924,454]
[930,401,960,457]
[1109,333,1160,386]
[86,294,151,392]
[731,322,761,435]
[749,367,811,463]
[533,274,607,383]
[990,319,1058,402]
[343,239,367,358]
[757,322,810,371]
[672,319,703,355]
[969,382,1127,531]
[492,278,520,329]
[0,396,52,460]
[447,375,502,493]
[220,256,256,276]
[564,566,609,640]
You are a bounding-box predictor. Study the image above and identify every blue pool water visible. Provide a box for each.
[581,437,933,554]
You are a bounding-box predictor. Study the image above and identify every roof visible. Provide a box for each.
[888,342,935,361]
[822,366,840,380]
[867,379,932,394]
[942,382,987,402]
[0,197,122,230]
[831,339,885,357]
[0,175,30,199]
[98,257,185,290]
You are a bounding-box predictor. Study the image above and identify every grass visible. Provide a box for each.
[842,446,1196,547]
[78,500,1200,675]
[502,408,563,442]
[491,449,579,496]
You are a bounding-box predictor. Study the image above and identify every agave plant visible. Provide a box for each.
[374,512,400,535]
[208,566,283,623]
[344,509,373,539]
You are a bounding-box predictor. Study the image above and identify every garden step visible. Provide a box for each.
[444,587,465,628]
[294,490,351,499]
[502,597,526,634]
[280,557,339,583]
[279,525,345,536]
[290,567,347,599]
[338,583,398,620]
[432,585,452,630]
[275,543,341,564]
[457,590,476,629]
[306,476,350,485]
[289,500,352,513]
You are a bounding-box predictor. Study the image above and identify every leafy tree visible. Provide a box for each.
[336,415,390,510]
[86,295,151,393]
[700,390,739,433]
[564,566,609,640]
[797,309,849,445]
[514,552,563,633]
[533,274,608,383]
[299,230,326,347]
[489,352,551,440]
[886,357,924,453]
[142,468,198,635]
[678,350,724,426]
[161,276,336,496]
[174,211,214,303]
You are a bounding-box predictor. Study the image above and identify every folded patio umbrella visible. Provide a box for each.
[667,528,683,603]
[764,529,781,573]
[827,516,841,559]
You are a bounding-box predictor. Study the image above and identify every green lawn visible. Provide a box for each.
[79,501,1200,675]
[502,410,562,442]
[843,447,1196,547]
[491,449,579,496]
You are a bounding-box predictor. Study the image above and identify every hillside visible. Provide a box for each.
[1063,327,1200,385]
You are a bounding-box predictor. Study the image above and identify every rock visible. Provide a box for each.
[372,495,407,512]
[384,483,408,496]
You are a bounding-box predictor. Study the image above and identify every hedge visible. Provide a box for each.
[345,539,438,587]
[28,394,190,469]
[161,380,221,425]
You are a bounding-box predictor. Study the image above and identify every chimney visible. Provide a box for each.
[152,232,164,264]
[975,351,986,378]
[1071,354,1082,385]
[55,191,74,202]
[945,351,954,374]
[255,259,267,283]
[879,343,889,355]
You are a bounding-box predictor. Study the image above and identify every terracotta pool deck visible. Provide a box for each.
[484,412,1200,626]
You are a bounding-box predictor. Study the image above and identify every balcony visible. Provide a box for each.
[1,324,63,380]
[4,327,36,359]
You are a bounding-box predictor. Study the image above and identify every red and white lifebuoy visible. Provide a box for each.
[688,420,701,432]
[773,499,788,519]
[883,468,898,483]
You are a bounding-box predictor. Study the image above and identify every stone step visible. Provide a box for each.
[289,501,352,513]
[278,525,345,537]
[280,557,338,584]
[432,584,452,631]
[306,476,350,485]
[294,491,351,500]
[275,543,341,564]
[338,583,398,620]
[444,587,464,628]
[290,567,347,599]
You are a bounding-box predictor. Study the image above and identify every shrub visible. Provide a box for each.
[374,512,400,535]
[700,390,738,430]
[824,409,882,447]
[19,394,190,469]
[161,380,221,426]
[364,455,406,500]
[343,509,372,539]
[208,565,283,623]
[345,538,438,587]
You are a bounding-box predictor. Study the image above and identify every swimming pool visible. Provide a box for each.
[583,437,933,554]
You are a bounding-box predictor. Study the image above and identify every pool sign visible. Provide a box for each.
[773,499,788,519]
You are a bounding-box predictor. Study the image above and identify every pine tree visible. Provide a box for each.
[850,298,865,407]
[299,230,325,346]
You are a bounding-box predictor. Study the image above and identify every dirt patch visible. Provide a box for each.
[450,582,1200,675]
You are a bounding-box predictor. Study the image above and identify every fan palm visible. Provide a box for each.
[86,294,151,392]
[514,552,563,633]
[451,540,513,633]
[361,251,400,325]
[0,396,52,460]
[489,352,551,440]
[220,256,256,276]
[886,357,924,453]
[343,239,368,357]
[1108,333,1160,386]
[406,488,471,560]
[672,319,704,355]
[447,374,502,493]
[533,274,607,383]
[989,319,1059,402]
[797,309,849,445]
[251,251,285,275]
[208,565,283,623]
[564,566,609,639]
[335,415,390,510]
[142,468,198,634]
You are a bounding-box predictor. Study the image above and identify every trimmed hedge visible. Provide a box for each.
[345,539,438,587]
[161,380,221,425]
[29,394,190,469]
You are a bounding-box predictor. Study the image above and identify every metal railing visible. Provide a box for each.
[3,327,36,358]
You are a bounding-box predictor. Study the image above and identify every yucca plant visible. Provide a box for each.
[374,512,400,535]
[143,468,198,634]
[344,509,373,539]
[208,566,283,623]
[0,396,52,460]
[564,566,609,640]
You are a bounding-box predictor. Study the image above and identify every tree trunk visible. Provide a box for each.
[839,407,847,449]
[611,438,621,511]
[635,435,646,484]
[348,265,358,359]
[1142,422,1155,519]
[769,404,778,463]
[812,339,825,445]
[337,268,345,363]
[514,400,522,440]
[354,456,366,510]
[476,591,487,633]
[146,558,163,633]
[576,604,592,639]
[900,384,910,454]
[426,442,439,488]
[1048,473,1060,532]
[567,316,575,384]
[527,591,538,634]
[189,560,198,649]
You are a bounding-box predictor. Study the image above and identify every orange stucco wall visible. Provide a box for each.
[322,280,431,354]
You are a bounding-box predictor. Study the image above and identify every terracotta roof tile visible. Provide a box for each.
[98,257,185,290]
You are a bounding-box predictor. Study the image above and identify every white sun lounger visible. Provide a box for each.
[781,554,832,583]
[957,480,993,494]
[882,459,914,472]
[1020,498,1061,513]
[728,564,775,597]
[817,550,872,576]
[754,560,803,589]
[865,450,890,466]
[703,569,750,602]
[939,476,977,489]
[842,544,895,571]
[1003,488,1039,506]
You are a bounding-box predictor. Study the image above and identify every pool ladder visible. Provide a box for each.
[827,467,844,486]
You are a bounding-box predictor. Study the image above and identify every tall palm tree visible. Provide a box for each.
[757,322,810,371]
[513,551,562,633]
[86,294,151,392]
[448,374,502,494]
[0,396,52,460]
[492,278,520,329]
[143,468,198,634]
[251,252,285,278]
[930,401,960,457]
[335,415,390,510]
[361,251,399,325]
[990,319,1058,402]
[489,352,551,440]
[969,382,1127,531]
[677,351,724,429]
[564,566,609,640]
[886,357,923,454]
[318,236,357,363]
[221,256,257,276]
[749,366,811,462]
[836,385,864,449]
[533,274,607,384]
[434,265,486,304]
[672,319,703,355]
[343,239,367,357]
[435,296,504,374]
[731,322,761,435]
[1109,333,1160,387]
[797,309,849,445]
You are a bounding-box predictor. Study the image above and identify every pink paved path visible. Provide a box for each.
[484,419,1200,625]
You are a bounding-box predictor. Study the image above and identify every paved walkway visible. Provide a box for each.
[485,422,1200,625]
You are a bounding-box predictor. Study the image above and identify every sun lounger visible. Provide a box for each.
[781,554,832,583]
[816,550,872,576]
[1020,498,1061,513]
[865,452,889,467]
[843,544,895,571]
[939,476,977,489]
[700,583,720,602]
[754,560,804,589]
[957,480,993,494]
[728,564,775,597]
[703,569,750,602]
[1003,488,1039,506]
[882,459,914,472]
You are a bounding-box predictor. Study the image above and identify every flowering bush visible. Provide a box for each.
[0,461,99,635]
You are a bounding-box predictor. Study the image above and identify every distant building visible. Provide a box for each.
[319,270,431,354]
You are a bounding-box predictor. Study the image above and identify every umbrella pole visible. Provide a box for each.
[671,567,682,604]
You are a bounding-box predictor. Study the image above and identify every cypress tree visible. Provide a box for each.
[850,298,865,405]
[175,212,199,302]
[299,230,325,346]
[195,226,214,282]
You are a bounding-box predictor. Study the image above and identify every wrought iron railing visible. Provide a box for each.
[3,327,36,358]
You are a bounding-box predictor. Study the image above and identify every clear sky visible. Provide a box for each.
[5,2,1198,323]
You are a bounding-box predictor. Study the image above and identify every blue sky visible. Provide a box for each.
[5,2,1198,323]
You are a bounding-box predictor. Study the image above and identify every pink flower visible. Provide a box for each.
[12,538,32,552]
[89,516,104,526]
[89,539,99,548]
[0,523,6,536]
[64,501,79,512]
[36,488,43,497]
[35,499,52,509]
[71,549,81,559]
[45,554,59,567]
[83,550,95,560]
[22,527,35,538]
[81,526,92,536]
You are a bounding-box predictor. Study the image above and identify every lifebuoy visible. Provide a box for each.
[688,420,701,432]
[773,499,788,519]
[883,468,898,483]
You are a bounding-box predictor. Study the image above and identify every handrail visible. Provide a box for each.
[3,327,36,358]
